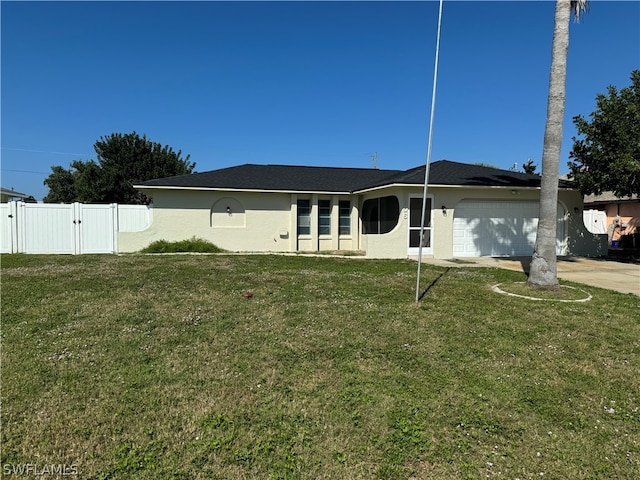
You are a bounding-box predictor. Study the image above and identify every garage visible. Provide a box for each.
[452,200,565,257]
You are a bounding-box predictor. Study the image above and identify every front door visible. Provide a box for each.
[408,196,433,256]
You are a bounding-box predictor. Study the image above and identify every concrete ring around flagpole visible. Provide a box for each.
[492,282,592,302]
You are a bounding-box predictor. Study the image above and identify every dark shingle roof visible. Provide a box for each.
[138,164,401,193]
[371,160,575,190]
[136,160,574,193]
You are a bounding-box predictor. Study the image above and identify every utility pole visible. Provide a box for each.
[371,152,377,169]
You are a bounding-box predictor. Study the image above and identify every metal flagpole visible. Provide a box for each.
[415,0,444,303]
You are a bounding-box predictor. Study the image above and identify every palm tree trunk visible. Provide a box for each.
[528,0,572,289]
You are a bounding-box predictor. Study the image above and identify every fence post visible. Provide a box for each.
[10,201,19,253]
[17,201,26,253]
[73,202,81,254]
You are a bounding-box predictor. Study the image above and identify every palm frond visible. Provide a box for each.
[571,0,589,22]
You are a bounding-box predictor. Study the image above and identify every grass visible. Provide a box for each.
[1,253,639,479]
[139,237,224,254]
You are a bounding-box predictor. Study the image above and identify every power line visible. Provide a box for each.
[1,147,93,157]
[1,168,50,175]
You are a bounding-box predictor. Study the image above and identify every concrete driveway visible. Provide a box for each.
[423,256,640,296]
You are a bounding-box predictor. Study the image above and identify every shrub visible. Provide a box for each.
[140,237,224,254]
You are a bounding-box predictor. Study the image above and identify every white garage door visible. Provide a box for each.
[452,200,565,257]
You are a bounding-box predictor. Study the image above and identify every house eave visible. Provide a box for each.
[352,183,566,194]
[135,182,577,196]
[133,185,352,195]
[585,199,640,206]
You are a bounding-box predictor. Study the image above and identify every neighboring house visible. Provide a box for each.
[583,192,640,248]
[122,160,606,259]
[1,187,34,203]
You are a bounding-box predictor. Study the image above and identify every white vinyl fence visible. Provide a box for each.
[0,202,151,254]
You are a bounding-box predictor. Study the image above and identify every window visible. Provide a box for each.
[362,196,400,234]
[339,200,351,235]
[297,200,311,235]
[318,200,331,235]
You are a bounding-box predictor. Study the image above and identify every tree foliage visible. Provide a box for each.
[568,70,640,198]
[42,165,78,203]
[44,132,195,204]
[522,159,537,174]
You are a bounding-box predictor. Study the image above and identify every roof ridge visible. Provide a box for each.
[260,163,401,172]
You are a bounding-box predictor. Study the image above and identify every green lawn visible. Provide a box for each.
[1,254,639,479]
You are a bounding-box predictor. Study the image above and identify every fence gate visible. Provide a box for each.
[78,203,118,254]
[0,202,18,253]
[1,202,118,254]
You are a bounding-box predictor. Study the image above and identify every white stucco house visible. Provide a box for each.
[121,160,607,259]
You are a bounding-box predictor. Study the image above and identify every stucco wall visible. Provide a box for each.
[563,190,609,256]
[435,187,606,258]
[119,189,294,252]
[361,186,606,259]
[119,189,359,254]
[360,187,411,259]
[120,185,606,258]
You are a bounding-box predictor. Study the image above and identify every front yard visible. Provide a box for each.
[1,254,638,479]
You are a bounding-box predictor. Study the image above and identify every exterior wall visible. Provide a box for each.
[362,186,515,259]
[592,202,640,245]
[291,193,358,252]
[120,185,607,258]
[562,190,608,256]
[445,188,606,258]
[434,187,606,258]
[119,190,294,252]
[433,187,545,258]
[119,189,359,253]
[362,186,606,259]
[360,187,411,259]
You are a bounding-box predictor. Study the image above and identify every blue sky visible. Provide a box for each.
[2,1,638,201]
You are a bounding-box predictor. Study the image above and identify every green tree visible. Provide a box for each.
[72,160,106,203]
[44,132,195,204]
[568,70,640,198]
[529,0,588,290]
[522,159,537,174]
[43,165,78,203]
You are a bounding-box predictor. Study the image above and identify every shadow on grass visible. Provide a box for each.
[418,268,450,301]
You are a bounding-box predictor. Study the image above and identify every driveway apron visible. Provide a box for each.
[422,256,640,296]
